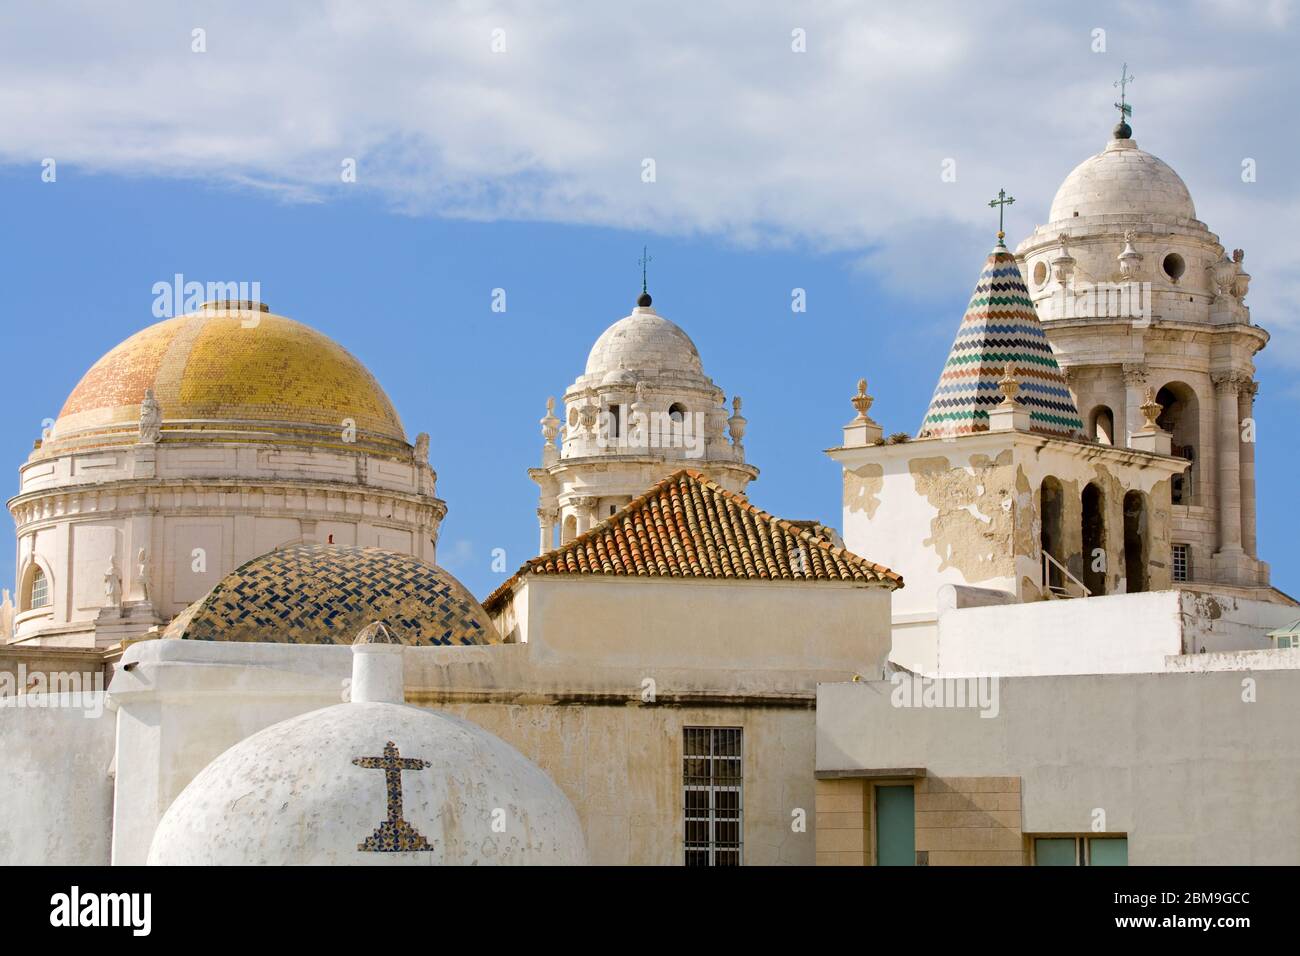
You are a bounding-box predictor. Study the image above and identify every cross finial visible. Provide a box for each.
[1114,63,1135,124]
[988,188,1015,242]
[638,245,652,295]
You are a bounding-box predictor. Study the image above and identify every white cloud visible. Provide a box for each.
[2,1,1297,361]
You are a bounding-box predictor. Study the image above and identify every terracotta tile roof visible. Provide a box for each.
[484,470,901,612]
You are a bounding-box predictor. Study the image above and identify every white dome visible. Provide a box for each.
[1048,138,1196,224]
[148,699,586,865]
[585,305,704,378]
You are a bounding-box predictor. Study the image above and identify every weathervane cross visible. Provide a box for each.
[639,245,652,294]
[988,188,1015,240]
[1114,62,1135,122]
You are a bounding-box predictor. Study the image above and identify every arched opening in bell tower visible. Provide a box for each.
[1082,482,1107,596]
[1155,383,1199,505]
[1040,477,1065,594]
[1088,406,1115,446]
[1123,490,1149,593]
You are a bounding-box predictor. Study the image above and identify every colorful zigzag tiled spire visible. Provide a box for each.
[918,240,1083,439]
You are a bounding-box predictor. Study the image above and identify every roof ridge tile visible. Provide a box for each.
[482,469,901,611]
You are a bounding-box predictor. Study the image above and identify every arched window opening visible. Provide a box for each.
[668,402,687,423]
[1089,406,1115,446]
[1040,477,1065,595]
[561,514,577,545]
[1155,383,1199,505]
[1081,483,1106,596]
[1123,491,1149,593]
[28,566,50,609]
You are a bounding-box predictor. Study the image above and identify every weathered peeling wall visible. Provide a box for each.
[909,450,1020,585]
[838,437,1185,619]
[844,463,884,519]
[1017,443,1180,599]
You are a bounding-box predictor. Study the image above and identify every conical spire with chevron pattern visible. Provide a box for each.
[918,240,1083,439]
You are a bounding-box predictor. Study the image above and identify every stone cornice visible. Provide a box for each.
[9,476,446,528]
[545,455,759,480]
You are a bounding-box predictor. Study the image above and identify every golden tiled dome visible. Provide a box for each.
[51,304,407,454]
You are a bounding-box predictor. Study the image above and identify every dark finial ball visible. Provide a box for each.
[1113,120,1132,140]
[637,292,652,307]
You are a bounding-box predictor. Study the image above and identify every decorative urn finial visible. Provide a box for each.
[1118,230,1143,279]
[998,364,1021,405]
[540,397,561,448]
[727,396,747,445]
[851,378,877,423]
[1138,386,1163,432]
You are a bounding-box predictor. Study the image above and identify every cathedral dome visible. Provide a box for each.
[164,545,500,646]
[584,305,704,379]
[148,633,585,866]
[1048,137,1196,224]
[51,303,408,455]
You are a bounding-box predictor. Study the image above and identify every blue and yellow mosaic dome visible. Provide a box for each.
[164,545,500,646]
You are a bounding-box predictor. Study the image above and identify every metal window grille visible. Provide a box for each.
[683,727,743,866]
[1172,544,1190,583]
[29,568,49,608]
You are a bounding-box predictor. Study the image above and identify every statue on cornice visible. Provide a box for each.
[136,547,151,603]
[139,388,162,444]
[104,556,121,608]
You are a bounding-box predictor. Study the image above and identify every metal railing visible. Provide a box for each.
[1042,550,1092,599]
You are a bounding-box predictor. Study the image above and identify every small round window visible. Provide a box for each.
[1162,253,1186,282]
[1033,261,1048,287]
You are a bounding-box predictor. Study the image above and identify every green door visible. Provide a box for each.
[875,785,915,866]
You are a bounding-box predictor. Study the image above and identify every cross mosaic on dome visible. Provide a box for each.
[352,740,434,852]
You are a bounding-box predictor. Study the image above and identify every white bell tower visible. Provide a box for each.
[1016,108,1270,590]
[529,288,757,553]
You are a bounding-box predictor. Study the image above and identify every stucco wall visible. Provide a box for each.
[0,693,116,865]
[817,667,1300,864]
[935,588,1291,676]
[514,576,893,676]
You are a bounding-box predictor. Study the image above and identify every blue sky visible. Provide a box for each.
[2,2,1298,598]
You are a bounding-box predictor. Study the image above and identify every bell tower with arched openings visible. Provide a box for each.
[528,286,757,555]
[1015,110,1270,591]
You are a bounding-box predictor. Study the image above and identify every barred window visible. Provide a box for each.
[1171,544,1190,583]
[683,727,743,866]
[28,566,50,609]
